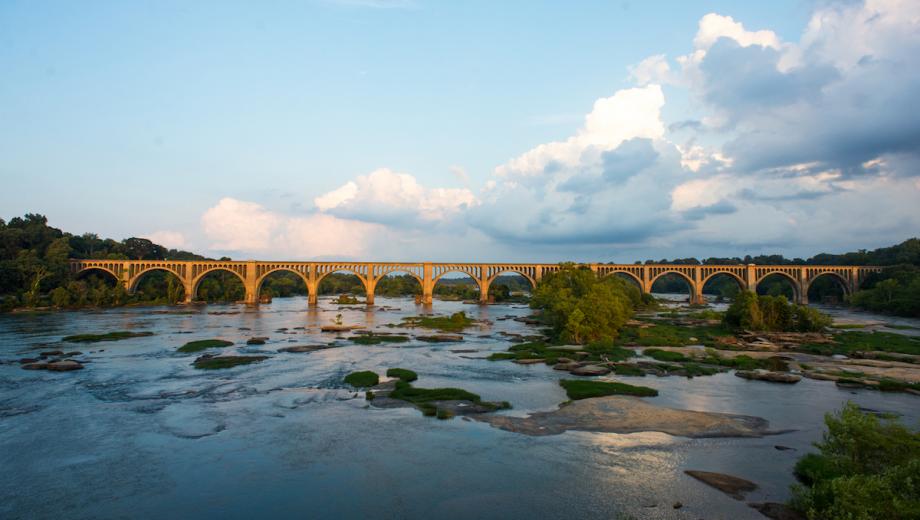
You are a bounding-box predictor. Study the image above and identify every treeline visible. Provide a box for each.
[0,214,219,311]
[633,238,920,266]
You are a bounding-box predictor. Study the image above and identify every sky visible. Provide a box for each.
[1,0,918,262]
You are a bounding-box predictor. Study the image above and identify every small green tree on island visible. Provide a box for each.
[530,263,645,344]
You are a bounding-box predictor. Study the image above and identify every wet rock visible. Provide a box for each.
[774,445,796,451]
[570,364,611,376]
[279,345,332,353]
[246,337,268,345]
[65,351,82,356]
[672,502,682,509]
[513,358,545,365]
[735,370,801,384]
[321,324,360,332]
[19,358,40,364]
[478,396,777,438]
[556,357,574,364]
[21,362,48,370]
[685,470,757,500]
[748,502,804,520]
[546,345,582,352]
[448,349,477,353]
[416,334,464,343]
[46,360,84,371]
[553,362,581,371]
[40,350,63,357]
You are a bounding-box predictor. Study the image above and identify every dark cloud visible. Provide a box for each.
[680,200,737,221]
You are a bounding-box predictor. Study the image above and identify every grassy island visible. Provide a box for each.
[178,339,235,353]
[63,331,154,343]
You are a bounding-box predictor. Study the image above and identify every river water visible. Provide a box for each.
[1,296,918,519]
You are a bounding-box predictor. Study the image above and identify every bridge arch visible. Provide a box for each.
[75,266,120,284]
[755,271,801,302]
[805,271,850,304]
[700,271,746,303]
[432,269,483,303]
[255,268,311,302]
[191,267,247,302]
[485,269,536,290]
[315,268,370,293]
[603,270,643,289]
[373,267,423,288]
[128,267,185,293]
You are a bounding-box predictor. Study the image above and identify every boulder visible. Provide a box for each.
[735,370,801,384]
[685,470,757,500]
[513,358,545,365]
[40,350,64,357]
[748,502,805,520]
[553,362,581,371]
[570,364,611,376]
[21,362,48,370]
[46,360,84,371]
[416,334,464,343]
[279,345,332,353]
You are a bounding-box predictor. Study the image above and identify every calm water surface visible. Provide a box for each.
[1,296,918,519]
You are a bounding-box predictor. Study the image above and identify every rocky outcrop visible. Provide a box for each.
[477,396,776,437]
[684,470,757,500]
[735,370,801,384]
[570,365,611,376]
[416,334,464,342]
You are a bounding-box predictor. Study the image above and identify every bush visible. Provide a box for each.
[530,264,637,344]
[790,402,920,518]
[724,291,831,332]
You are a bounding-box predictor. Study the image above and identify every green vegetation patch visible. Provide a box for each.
[487,339,634,365]
[559,379,658,400]
[344,370,379,387]
[642,348,690,362]
[615,320,733,348]
[386,368,418,382]
[798,330,920,356]
[178,339,235,353]
[402,311,475,332]
[790,402,920,519]
[832,323,867,329]
[193,355,267,370]
[63,331,154,343]
[350,333,410,345]
[387,379,511,413]
[723,291,831,332]
[611,364,646,376]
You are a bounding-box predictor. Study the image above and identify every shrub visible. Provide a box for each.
[790,402,920,518]
[530,264,637,344]
[724,291,830,332]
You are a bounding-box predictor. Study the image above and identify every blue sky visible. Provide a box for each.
[2,1,918,262]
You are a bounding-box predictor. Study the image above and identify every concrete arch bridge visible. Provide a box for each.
[68,260,881,306]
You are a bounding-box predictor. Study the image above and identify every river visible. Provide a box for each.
[1,296,918,519]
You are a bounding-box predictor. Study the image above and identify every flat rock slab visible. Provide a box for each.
[735,370,801,384]
[685,470,757,500]
[546,345,583,351]
[570,364,610,376]
[476,396,775,438]
[513,358,545,365]
[278,345,333,353]
[416,334,464,342]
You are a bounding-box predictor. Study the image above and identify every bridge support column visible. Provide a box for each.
[421,263,433,305]
[308,264,318,306]
[365,277,375,306]
[479,264,489,304]
[183,279,195,304]
[243,261,258,305]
